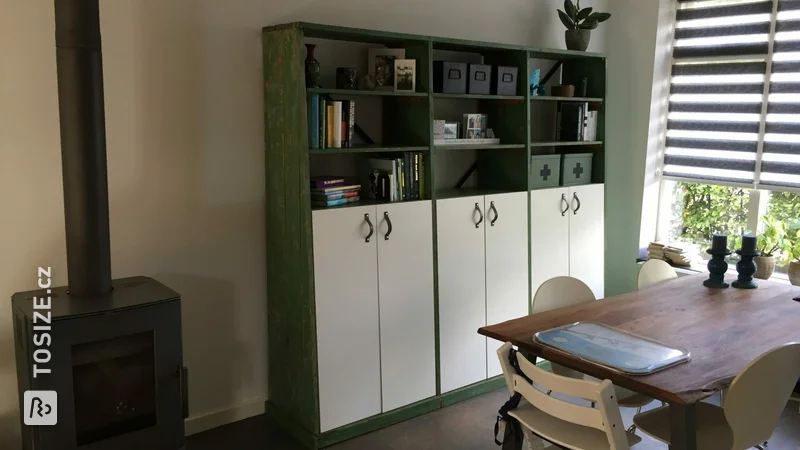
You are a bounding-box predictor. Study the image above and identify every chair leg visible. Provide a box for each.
[755,445,766,450]
[626,406,643,434]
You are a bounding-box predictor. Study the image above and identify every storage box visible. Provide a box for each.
[530,154,562,189]
[492,66,518,96]
[561,153,593,186]
[467,63,492,95]
[434,61,467,94]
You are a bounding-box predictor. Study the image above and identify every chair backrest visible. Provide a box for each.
[724,342,800,450]
[497,342,630,450]
[532,276,596,314]
[637,259,677,289]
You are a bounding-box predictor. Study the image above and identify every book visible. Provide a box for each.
[311,191,360,201]
[326,105,334,148]
[584,110,598,141]
[341,100,349,147]
[309,94,319,149]
[419,155,425,199]
[413,153,420,200]
[310,176,351,188]
[398,157,405,201]
[312,196,360,207]
[311,184,361,194]
[332,101,343,148]
[347,100,355,147]
[434,138,500,145]
[319,97,326,149]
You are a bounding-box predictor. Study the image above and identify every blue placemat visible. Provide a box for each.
[534,322,689,375]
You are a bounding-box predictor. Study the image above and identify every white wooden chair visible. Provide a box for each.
[637,259,677,289]
[633,342,800,450]
[497,342,642,449]
[532,277,655,429]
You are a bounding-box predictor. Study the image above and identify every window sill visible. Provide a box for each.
[636,258,793,285]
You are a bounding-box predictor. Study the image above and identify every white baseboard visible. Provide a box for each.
[184,397,265,436]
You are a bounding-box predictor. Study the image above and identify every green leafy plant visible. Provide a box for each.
[784,230,800,264]
[557,0,611,30]
[758,216,787,257]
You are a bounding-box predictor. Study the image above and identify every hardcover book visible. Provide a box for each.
[310,176,351,188]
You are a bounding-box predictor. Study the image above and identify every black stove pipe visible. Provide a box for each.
[54,0,112,296]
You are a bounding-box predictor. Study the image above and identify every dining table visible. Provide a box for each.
[478,274,800,450]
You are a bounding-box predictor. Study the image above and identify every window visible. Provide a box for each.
[654,0,800,276]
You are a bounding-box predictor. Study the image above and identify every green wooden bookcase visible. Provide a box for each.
[262,22,606,449]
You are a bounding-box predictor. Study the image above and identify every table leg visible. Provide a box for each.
[668,402,697,450]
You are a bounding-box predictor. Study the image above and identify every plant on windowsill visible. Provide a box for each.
[754,217,786,280]
[783,230,800,286]
[557,0,611,52]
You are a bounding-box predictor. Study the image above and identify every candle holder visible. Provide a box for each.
[732,248,760,289]
[703,248,732,288]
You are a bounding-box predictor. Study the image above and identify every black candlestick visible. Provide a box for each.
[732,240,760,289]
[711,233,728,253]
[704,247,732,289]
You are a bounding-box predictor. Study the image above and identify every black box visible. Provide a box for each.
[492,66,518,96]
[467,63,492,95]
[434,61,467,94]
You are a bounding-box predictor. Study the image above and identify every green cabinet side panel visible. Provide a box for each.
[263,25,320,433]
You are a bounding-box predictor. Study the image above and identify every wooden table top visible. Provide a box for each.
[479,274,800,404]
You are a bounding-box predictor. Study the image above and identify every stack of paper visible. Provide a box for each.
[664,243,692,267]
[647,242,665,260]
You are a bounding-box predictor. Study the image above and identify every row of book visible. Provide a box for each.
[365,153,424,202]
[308,94,355,149]
[557,103,599,142]
[311,176,360,208]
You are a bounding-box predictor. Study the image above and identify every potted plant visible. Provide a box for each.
[557,0,611,52]
[784,230,800,286]
[754,217,786,280]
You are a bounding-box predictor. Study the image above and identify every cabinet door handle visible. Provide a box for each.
[489,201,499,226]
[474,203,484,228]
[572,192,581,215]
[560,193,569,217]
[364,213,374,242]
[383,211,393,240]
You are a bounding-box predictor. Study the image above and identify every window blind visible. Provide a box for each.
[664,0,800,190]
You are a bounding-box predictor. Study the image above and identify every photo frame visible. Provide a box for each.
[394,59,416,92]
[368,48,406,91]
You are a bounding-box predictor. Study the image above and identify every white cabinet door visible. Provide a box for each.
[376,201,436,411]
[485,192,530,377]
[569,184,605,299]
[530,188,571,310]
[437,196,487,392]
[312,206,381,432]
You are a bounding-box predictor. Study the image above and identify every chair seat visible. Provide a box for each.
[633,403,734,450]
[510,402,642,450]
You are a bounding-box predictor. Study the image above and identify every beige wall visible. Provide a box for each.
[0,0,609,447]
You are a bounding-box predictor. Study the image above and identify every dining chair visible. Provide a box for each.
[497,342,642,450]
[532,276,655,430]
[637,259,677,289]
[633,342,800,450]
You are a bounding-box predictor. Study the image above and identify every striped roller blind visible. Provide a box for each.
[665,0,800,190]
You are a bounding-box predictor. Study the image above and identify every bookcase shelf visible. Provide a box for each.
[531,96,604,103]
[309,145,430,155]
[434,143,526,151]
[263,21,607,450]
[433,93,525,101]
[530,141,604,147]
[308,88,429,98]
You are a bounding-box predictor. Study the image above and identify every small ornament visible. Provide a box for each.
[704,233,730,289]
[336,67,357,90]
[360,74,376,91]
[732,234,759,289]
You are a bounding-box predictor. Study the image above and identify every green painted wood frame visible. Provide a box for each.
[263,21,606,449]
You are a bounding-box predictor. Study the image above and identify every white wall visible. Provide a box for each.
[0,0,607,447]
[603,0,663,296]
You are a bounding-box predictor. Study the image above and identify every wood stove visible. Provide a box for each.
[11,1,187,449]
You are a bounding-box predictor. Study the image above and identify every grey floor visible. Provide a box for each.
[186,389,800,450]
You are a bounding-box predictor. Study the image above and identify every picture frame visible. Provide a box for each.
[368,48,406,91]
[394,59,416,92]
[444,122,459,139]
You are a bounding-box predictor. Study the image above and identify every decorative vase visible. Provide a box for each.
[790,261,800,286]
[304,44,320,88]
[565,29,591,52]
[753,256,776,280]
